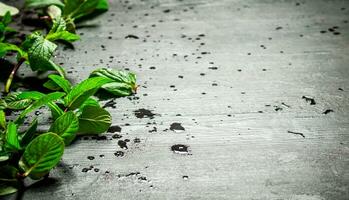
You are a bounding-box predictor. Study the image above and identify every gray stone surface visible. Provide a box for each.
[5,0,349,199]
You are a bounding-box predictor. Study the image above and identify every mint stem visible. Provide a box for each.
[5,57,25,93]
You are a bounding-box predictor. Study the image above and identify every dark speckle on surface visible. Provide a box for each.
[134,108,157,119]
[302,96,316,105]
[118,140,128,149]
[170,123,185,132]
[171,144,190,154]
[108,125,122,133]
[125,34,139,39]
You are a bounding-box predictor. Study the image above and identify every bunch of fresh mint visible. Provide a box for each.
[0,0,139,197]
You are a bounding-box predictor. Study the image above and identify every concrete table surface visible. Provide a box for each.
[4,0,349,199]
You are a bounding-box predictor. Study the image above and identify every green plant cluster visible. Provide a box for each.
[0,0,109,92]
[0,0,138,197]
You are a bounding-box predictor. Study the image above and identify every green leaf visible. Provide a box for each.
[25,0,65,9]
[63,0,83,16]
[96,0,109,11]
[0,181,19,196]
[90,68,137,97]
[46,17,80,42]
[5,122,20,151]
[0,110,6,130]
[17,91,64,120]
[17,92,65,122]
[46,31,80,42]
[19,132,64,179]
[16,91,46,100]
[78,105,111,134]
[45,74,72,93]
[71,0,100,19]
[0,166,19,196]
[49,16,66,33]
[0,2,19,16]
[64,77,113,110]
[5,93,33,110]
[43,80,61,91]
[27,32,57,70]
[2,11,11,25]
[0,165,18,181]
[47,5,62,19]
[78,97,99,110]
[64,0,101,19]
[0,99,6,110]
[0,43,25,58]
[20,118,38,147]
[0,151,10,162]
[24,32,65,76]
[49,111,78,145]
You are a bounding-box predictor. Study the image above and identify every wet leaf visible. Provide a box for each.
[0,181,19,196]
[5,122,20,152]
[49,111,79,145]
[47,5,62,19]
[0,165,18,181]
[90,68,137,97]
[17,92,65,122]
[0,110,6,130]
[17,91,64,120]
[78,97,99,113]
[78,105,111,134]
[64,76,112,110]
[25,0,64,9]
[5,93,33,110]
[46,17,80,42]
[19,133,64,179]
[0,43,25,58]
[64,0,100,20]
[44,74,72,93]
[24,32,65,76]
[0,151,10,162]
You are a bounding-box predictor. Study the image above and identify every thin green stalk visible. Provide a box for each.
[5,58,25,93]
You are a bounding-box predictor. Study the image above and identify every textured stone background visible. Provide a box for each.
[4,0,349,199]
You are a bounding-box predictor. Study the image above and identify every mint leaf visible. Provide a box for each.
[64,76,112,110]
[46,17,80,42]
[46,31,80,42]
[17,92,65,122]
[20,118,38,147]
[44,74,72,93]
[70,0,99,20]
[0,181,19,196]
[64,0,100,19]
[0,3,19,16]
[78,105,111,134]
[49,111,79,145]
[90,68,137,97]
[47,5,62,19]
[17,91,64,120]
[0,150,10,162]
[78,97,99,111]
[0,165,18,182]
[0,166,19,196]
[24,32,65,77]
[0,43,25,58]
[0,110,5,130]
[96,0,109,11]
[5,122,20,152]
[19,132,64,179]
[4,92,33,110]
[0,12,13,42]
[25,0,65,9]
